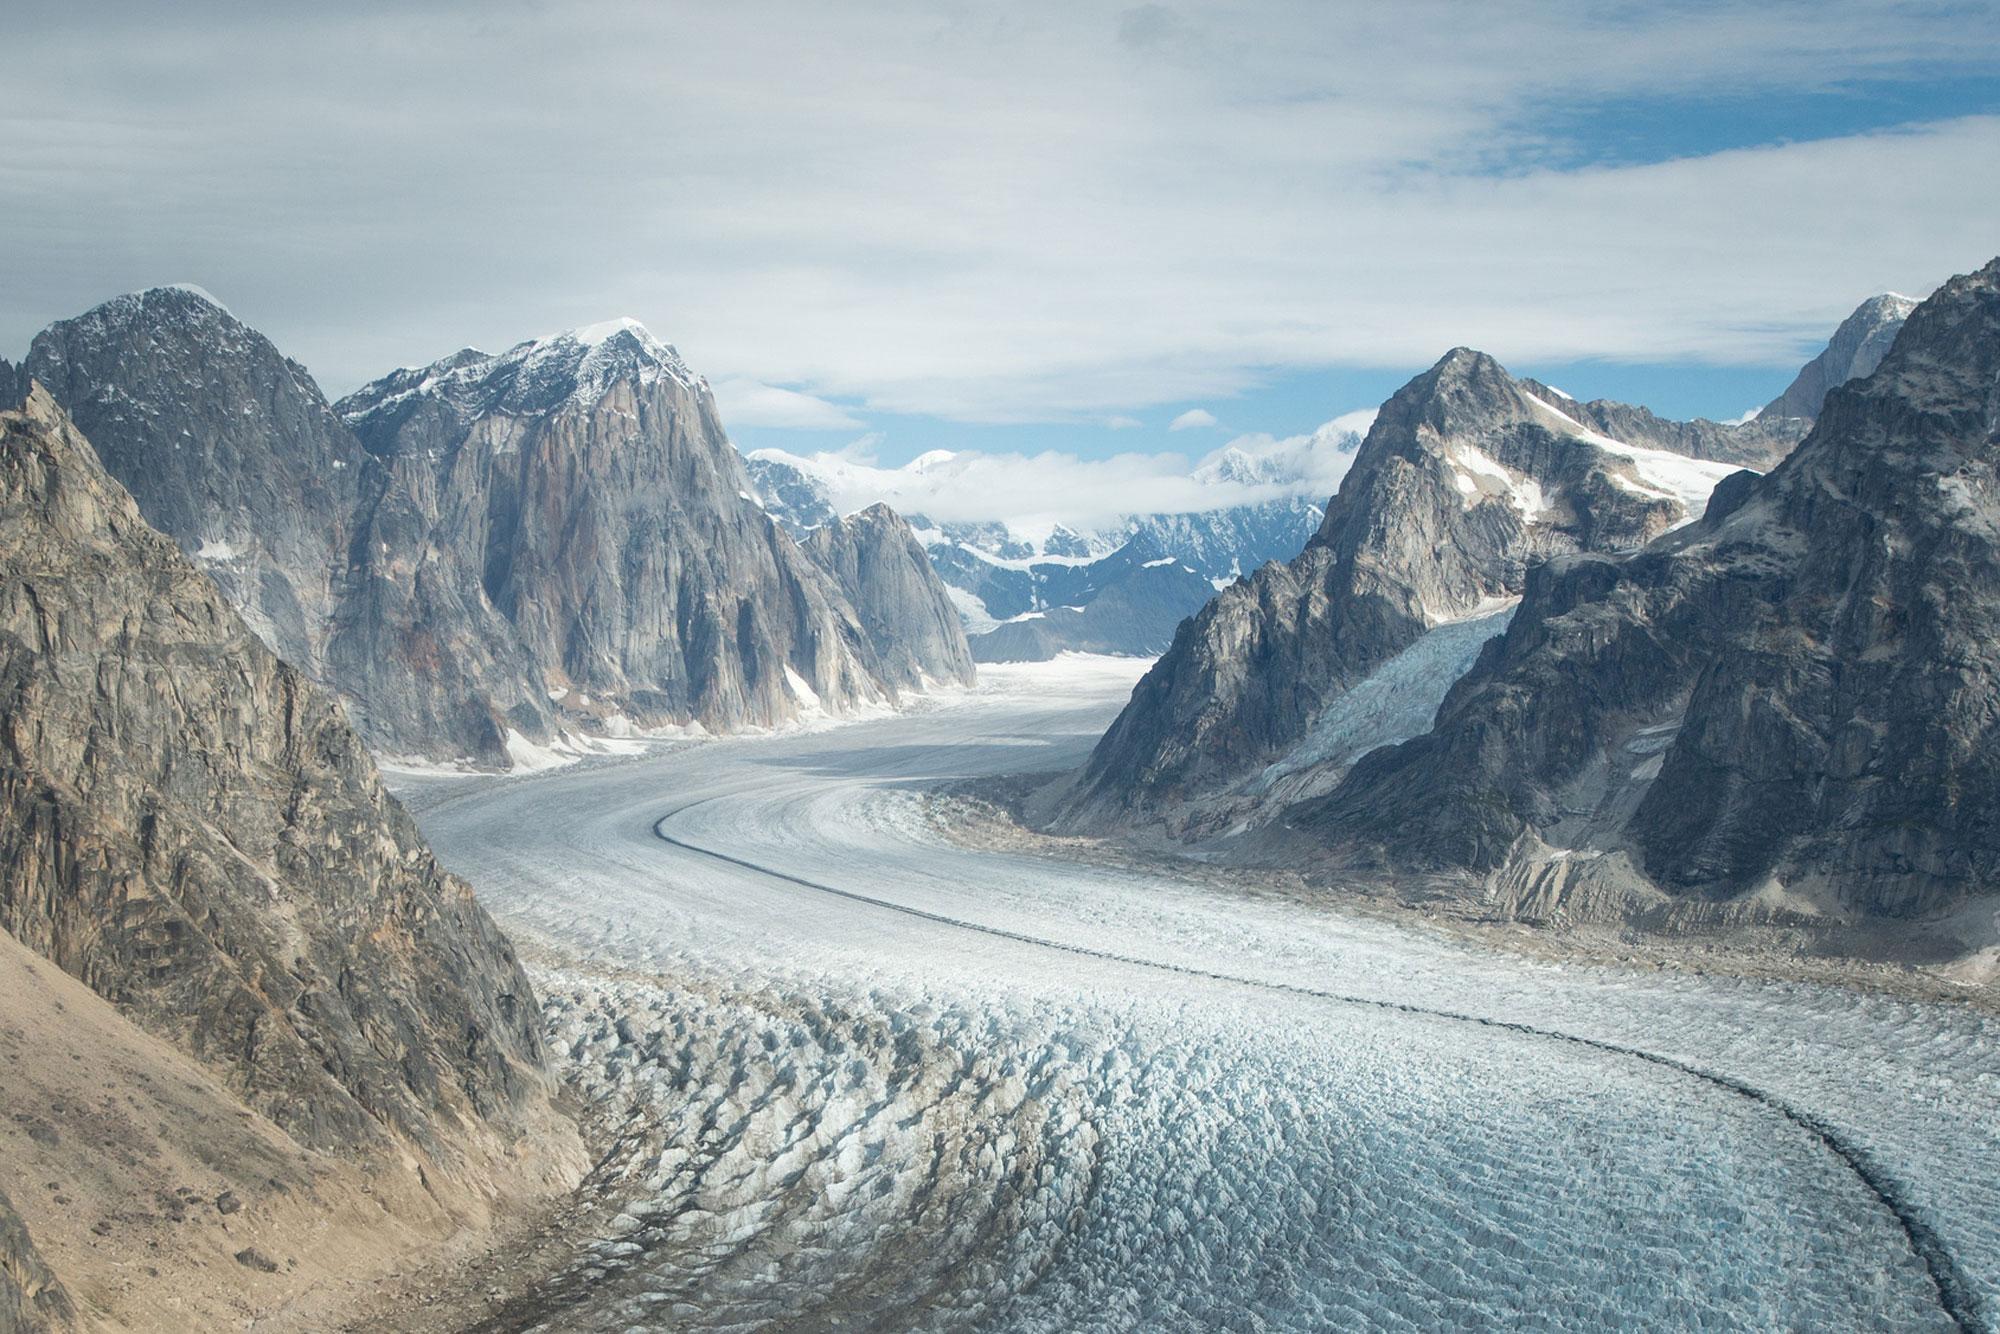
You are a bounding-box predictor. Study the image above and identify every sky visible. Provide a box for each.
[3,0,1997,471]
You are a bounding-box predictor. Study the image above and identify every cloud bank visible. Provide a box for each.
[3,1,1995,419]
[752,411,1371,532]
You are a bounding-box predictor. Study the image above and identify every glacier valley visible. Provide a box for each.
[396,658,2000,1332]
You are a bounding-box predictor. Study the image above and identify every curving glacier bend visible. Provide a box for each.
[400,659,2000,1333]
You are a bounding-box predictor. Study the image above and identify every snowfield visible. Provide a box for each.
[400,658,2000,1332]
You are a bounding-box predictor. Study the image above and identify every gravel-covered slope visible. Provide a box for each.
[1297,258,2000,922]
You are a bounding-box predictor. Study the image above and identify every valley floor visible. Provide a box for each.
[387,657,2000,1332]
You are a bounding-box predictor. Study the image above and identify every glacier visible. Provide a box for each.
[396,658,2000,1332]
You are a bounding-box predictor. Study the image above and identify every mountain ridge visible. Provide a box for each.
[1285,259,2000,927]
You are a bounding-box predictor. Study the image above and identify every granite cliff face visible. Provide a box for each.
[0,386,561,1157]
[20,286,374,678]
[1759,293,1918,425]
[336,322,890,756]
[802,504,975,690]
[1296,260,2000,922]
[1063,348,1740,824]
[19,293,948,768]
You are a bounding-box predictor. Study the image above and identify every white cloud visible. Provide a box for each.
[750,409,1369,532]
[711,379,864,431]
[1104,414,1143,430]
[1,2,1993,416]
[1169,408,1219,431]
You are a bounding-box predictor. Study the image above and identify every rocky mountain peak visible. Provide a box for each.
[1383,347,1539,441]
[1758,289,1920,424]
[803,503,976,689]
[21,284,373,676]
[1293,256,2000,922]
[340,317,701,453]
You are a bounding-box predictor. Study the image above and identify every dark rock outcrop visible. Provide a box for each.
[1064,348,1737,823]
[1297,259,2000,920]
[1759,293,1918,425]
[0,385,557,1155]
[20,287,374,678]
[803,504,975,689]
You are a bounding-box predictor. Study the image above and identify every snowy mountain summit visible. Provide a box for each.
[341,316,702,444]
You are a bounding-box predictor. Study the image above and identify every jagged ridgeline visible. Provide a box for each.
[20,292,970,769]
[1295,259,2000,921]
[1059,349,1760,827]
[1056,291,1912,834]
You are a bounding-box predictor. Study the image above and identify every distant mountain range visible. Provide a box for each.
[745,423,1363,660]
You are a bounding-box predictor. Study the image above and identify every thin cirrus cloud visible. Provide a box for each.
[711,379,865,431]
[0,1,1994,427]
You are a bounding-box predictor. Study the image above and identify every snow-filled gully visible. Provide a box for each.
[402,660,2000,1333]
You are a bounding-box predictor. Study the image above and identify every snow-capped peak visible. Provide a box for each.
[339,317,703,430]
[148,283,232,314]
[569,315,654,348]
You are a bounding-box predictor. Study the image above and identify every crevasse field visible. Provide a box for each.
[401,658,2000,1333]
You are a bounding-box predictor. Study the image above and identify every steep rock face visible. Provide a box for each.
[1299,260,2000,920]
[0,1186,74,1333]
[336,323,888,758]
[1064,348,1739,823]
[1760,293,1918,425]
[18,298,941,767]
[803,504,975,689]
[20,287,375,678]
[0,386,557,1156]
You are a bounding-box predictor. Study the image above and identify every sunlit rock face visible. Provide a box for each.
[1758,292,1918,426]
[0,386,559,1157]
[1064,347,1741,827]
[1302,259,2000,920]
[335,321,890,759]
[804,502,976,690]
[20,292,932,767]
